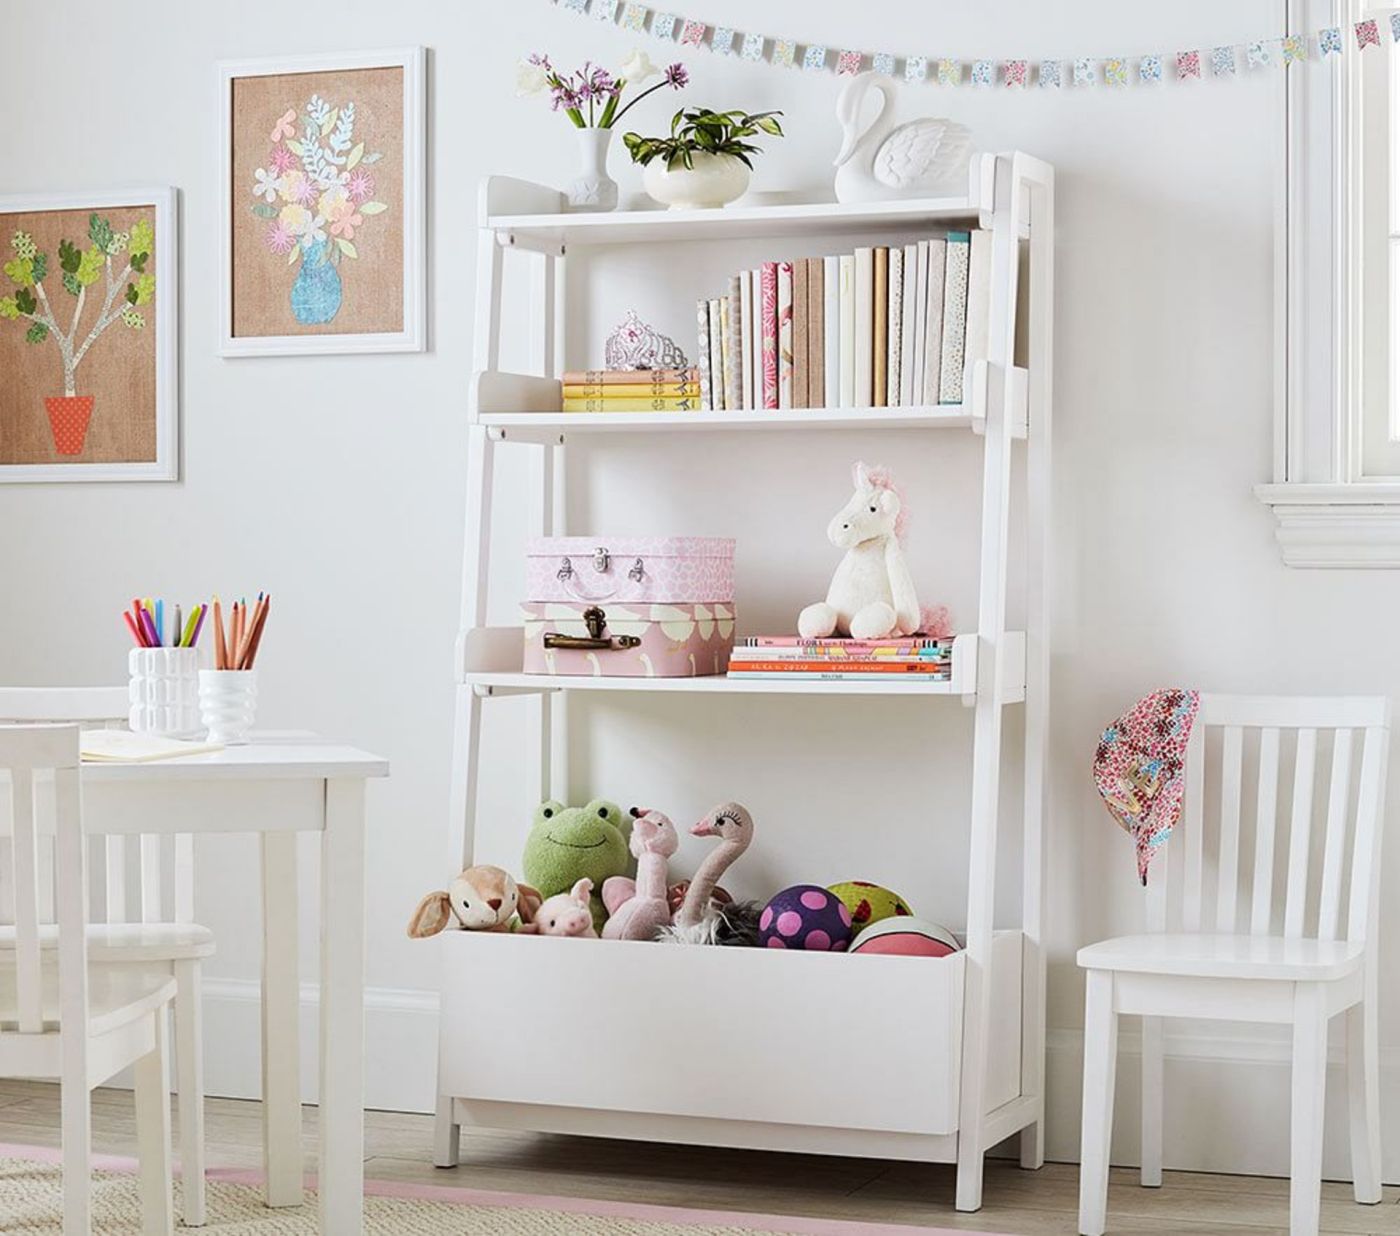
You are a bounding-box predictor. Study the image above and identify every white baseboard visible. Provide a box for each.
[197,992,1399,1185]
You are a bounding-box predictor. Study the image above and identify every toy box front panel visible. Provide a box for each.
[522,601,735,677]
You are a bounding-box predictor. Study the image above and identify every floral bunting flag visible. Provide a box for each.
[1392,13,1400,42]
[1281,34,1308,64]
[1210,46,1236,75]
[1073,57,1095,86]
[1247,40,1271,68]
[772,38,797,68]
[1005,59,1029,88]
[905,55,928,81]
[679,18,706,46]
[621,1,648,30]
[971,59,994,86]
[1356,18,1381,49]
[592,0,618,21]
[1102,57,1128,87]
[938,58,961,85]
[1176,49,1202,80]
[1318,27,1343,56]
[837,49,864,75]
[741,32,765,61]
[712,25,735,54]
[1139,54,1163,83]
[562,0,588,12]
[1039,59,1062,88]
[873,52,896,76]
[651,11,677,40]
[804,45,828,71]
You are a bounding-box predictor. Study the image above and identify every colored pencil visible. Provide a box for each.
[235,595,266,670]
[172,604,181,648]
[213,597,227,670]
[138,606,160,648]
[188,604,207,649]
[241,595,270,670]
[123,610,146,647]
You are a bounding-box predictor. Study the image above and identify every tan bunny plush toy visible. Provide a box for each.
[407,865,542,937]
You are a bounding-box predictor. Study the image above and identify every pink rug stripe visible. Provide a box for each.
[0,1140,1007,1236]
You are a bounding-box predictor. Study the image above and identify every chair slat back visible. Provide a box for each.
[1158,694,1390,944]
[0,725,87,1036]
[0,688,195,929]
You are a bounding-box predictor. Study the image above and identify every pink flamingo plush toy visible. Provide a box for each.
[601,808,678,941]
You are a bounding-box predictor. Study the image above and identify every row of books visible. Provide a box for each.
[560,368,701,412]
[696,231,991,415]
[727,635,955,682]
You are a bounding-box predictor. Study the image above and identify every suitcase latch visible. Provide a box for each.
[627,557,645,582]
[593,547,610,573]
[543,605,642,651]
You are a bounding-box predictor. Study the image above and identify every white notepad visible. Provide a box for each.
[81,730,223,763]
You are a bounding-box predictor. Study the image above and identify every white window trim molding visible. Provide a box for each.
[1254,0,1400,565]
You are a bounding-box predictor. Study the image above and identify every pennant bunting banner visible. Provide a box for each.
[550,0,1400,91]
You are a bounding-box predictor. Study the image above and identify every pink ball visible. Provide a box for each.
[758,885,854,953]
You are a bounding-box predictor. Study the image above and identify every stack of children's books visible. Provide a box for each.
[695,230,991,414]
[727,635,955,682]
[562,368,702,412]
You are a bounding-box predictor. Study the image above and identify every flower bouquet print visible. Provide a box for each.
[0,189,175,478]
[222,51,423,353]
[249,94,388,326]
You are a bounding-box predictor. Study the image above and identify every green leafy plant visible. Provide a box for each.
[623,108,783,171]
[0,213,154,396]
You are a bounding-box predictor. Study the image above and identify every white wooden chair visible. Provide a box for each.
[1,724,175,1234]
[0,688,209,1226]
[1077,694,1390,1236]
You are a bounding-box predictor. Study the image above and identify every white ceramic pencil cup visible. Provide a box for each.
[199,669,258,746]
[129,647,202,738]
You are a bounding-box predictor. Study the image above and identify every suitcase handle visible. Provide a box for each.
[556,554,646,602]
[543,606,642,651]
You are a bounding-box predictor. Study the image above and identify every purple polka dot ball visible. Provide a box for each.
[758,885,853,952]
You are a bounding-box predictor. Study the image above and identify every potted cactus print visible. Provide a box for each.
[0,214,155,455]
[250,94,388,326]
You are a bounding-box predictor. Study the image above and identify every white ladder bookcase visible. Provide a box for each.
[436,150,1054,1214]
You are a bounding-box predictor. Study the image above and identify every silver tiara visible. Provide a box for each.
[603,310,689,371]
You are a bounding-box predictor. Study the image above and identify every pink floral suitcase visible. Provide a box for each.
[521,601,736,678]
[525,537,735,605]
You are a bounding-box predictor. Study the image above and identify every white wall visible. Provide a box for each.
[4,0,1399,1184]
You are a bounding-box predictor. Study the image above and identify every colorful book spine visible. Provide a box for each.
[922,237,947,405]
[737,635,954,649]
[709,297,727,412]
[853,247,873,406]
[760,262,779,410]
[777,261,794,410]
[563,382,703,399]
[794,258,811,409]
[696,300,713,411]
[900,244,918,407]
[823,255,840,410]
[729,648,950,662]
[938,231,971,405]
[561,369,700,386]
[563,396,699,412]
[728,662,951,678]
[740,269,756,411]
[726,274,744,413]
[887,246,903,409]
[808,258,825,410]
[838,254,856,409]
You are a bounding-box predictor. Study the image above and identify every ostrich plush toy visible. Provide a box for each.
[658,802,762,947]
[798,462,950,642]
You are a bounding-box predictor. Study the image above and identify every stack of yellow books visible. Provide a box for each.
[562,369,702,412]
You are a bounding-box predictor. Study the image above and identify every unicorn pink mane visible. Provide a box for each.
[854,462,910,544]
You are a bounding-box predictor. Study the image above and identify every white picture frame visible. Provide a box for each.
[217,47,426,357]
[0,186,178,483]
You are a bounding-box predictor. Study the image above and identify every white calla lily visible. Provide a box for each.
[516,59,550,97]
[618,48,659,83]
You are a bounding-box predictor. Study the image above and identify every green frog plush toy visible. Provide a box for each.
[523,799,633,932]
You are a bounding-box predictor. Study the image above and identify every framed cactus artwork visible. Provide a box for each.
[0,188,177,481]
[218,48,425,356]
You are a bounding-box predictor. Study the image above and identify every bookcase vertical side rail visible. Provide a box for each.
[525,443,555,810]
[955,153,1019,1215]
[1016,155,1055,1173]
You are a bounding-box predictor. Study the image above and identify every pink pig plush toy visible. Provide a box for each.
[528,878,598,938]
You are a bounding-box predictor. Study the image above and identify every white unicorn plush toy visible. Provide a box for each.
[798,462,950,642]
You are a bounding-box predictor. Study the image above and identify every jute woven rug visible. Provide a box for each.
[0,1149,996,1235]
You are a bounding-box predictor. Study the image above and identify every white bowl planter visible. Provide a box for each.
[642,153,751,210]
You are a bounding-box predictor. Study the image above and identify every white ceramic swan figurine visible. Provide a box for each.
[834,72,973,203]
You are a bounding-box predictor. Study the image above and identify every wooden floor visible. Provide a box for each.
[0,1081,1397,1234]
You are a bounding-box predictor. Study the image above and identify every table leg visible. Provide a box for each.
[260,831,303,1207]
[320,779,366,1234]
